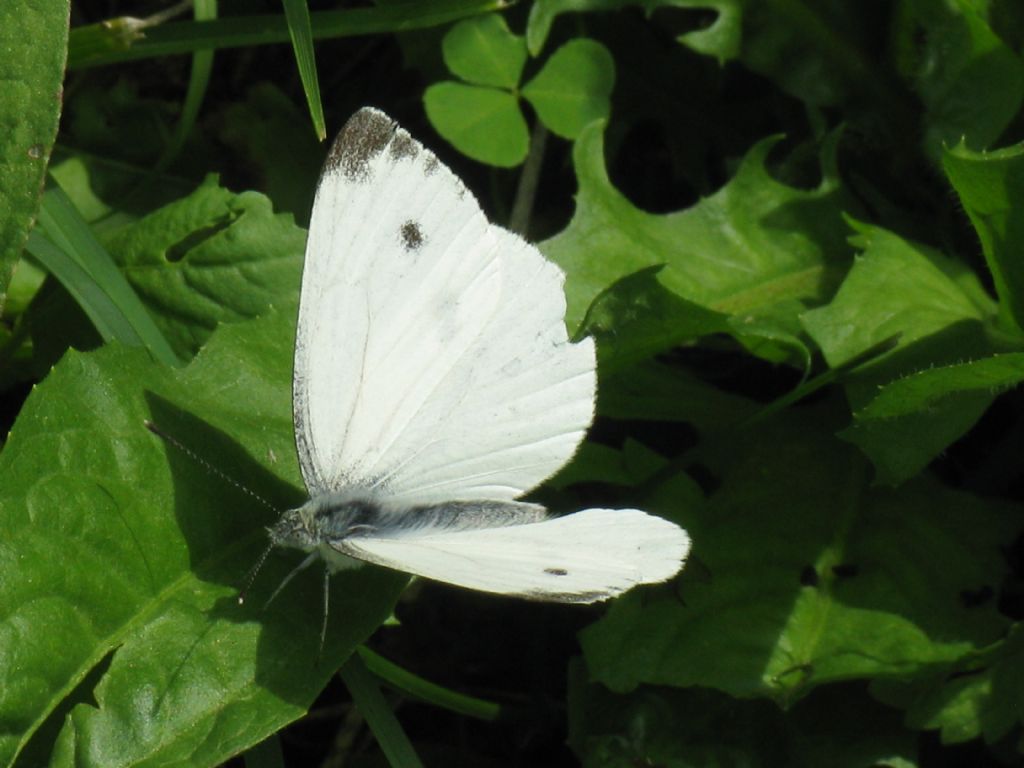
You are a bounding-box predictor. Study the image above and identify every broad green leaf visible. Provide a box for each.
[842,353,1024,485]
[580,413,1016,704]
[441,13,527,89]
[522,39,614,140]
[525,0,741,62]
[568,668,917,767]
[0,309,406,766]
[891,625,1024,745]
[542,122,850,347]
[943,140,1024,334]
[423,82,529,167]
[893,0,1024,159]
[801,220,995,368]
[101,177,306,360]
[0,0,69,312]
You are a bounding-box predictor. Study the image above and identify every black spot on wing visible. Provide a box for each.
[545,568,568,576]
[399,220,425,251]
[324,108,396,182]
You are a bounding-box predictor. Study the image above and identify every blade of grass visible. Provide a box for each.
[24,230,134,344]
[339,653,425,768]
[357,646,500,721]
[68,0,509,69]
[157,0,218,170]
[30,187,180,366]
[282,0,326,141]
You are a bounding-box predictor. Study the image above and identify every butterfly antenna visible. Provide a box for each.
[144,419,278,513]
[237,540,276,605]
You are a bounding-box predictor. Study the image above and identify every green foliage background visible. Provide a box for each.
[2,0,1024,766]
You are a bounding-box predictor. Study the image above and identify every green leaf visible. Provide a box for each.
[441,13,527,89]
[0,308,406,766]
[801,219,996,368]
[101,177,306,360]
[893,0,1024,159]
[580,413,1017,704]
[423,82,529,167]
[522,39,615,139]
[800,220,1003,481]
[895,624,1024,745]
[541,122,851,349]
[842,353,1024,485]
[943,140,1024,334]
[0,0,69,312]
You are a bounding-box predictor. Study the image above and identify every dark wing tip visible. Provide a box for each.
[324,107,398,182]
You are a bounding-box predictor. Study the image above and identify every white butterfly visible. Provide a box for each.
[269,107,690,604]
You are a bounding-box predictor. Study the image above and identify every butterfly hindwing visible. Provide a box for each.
[332,508,691,602]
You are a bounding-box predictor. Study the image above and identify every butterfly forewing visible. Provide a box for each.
[295,108,595,503]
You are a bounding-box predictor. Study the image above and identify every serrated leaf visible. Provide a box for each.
[541,122,850,356]
[943,140,1024,334]
[0,309,406,766]
[841,354,1024,485]
[0,0,69,312]
[580,413,1016,705]
[101,177,306,360]
[423,82,528,167]
[801,220,995,368]
[442,13,527,89]
[522,39,614,139]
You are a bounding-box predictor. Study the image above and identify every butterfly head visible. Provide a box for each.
[268,504,320,552]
